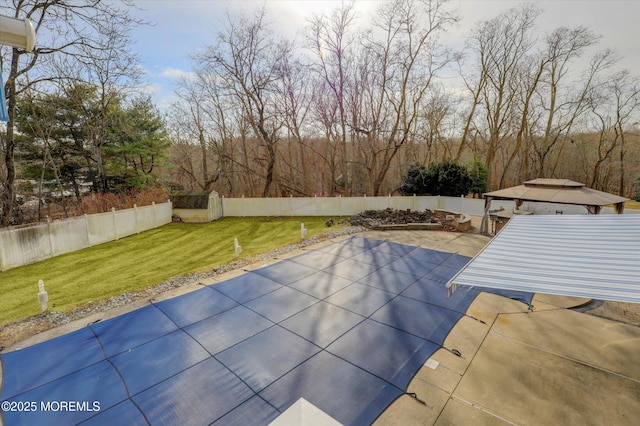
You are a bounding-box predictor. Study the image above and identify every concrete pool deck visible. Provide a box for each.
[2,228,639,425]
[360,230,640,425]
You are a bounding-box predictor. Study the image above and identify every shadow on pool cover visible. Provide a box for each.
[0,237,532,426]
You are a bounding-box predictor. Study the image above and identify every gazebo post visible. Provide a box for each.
[481,196,493,234]
[586,205,602,214]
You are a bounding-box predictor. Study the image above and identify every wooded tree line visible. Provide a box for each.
[1,0,169,225]
[166,1,640,200]
[16,86,169,195]
[2,0,639,226]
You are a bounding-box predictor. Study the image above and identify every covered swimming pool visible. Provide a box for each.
[1,236,530,425]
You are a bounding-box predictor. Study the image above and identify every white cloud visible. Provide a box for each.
[158,67,196,81]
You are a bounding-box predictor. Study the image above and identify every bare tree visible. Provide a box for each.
[274,52,313,196]
[608,70,640,195]
[461,4,541,189]
[497,53,544,186]
[583,62,636,190]
[195,9,290,197]
[526,27,602,180]
[353,0,459,195]
[158,1,640,199]
[454,57,487,162]
[172,75,220,192]
[307,2,358,195]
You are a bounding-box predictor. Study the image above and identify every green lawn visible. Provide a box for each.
[0,217,343,327]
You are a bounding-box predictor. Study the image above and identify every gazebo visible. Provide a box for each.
[481,179,629,234]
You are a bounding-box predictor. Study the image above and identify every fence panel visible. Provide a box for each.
[0,224,50,269]
[363,196,392,211]
[289,198,317,216]
[49,217,89,256]
[156,201,173,224]
[136,204,158,232]
[0,202,172,271]
[410,196,440,212]
[338,197,367,216]
[219,196,485,218]
[86,211,117,246]
[389,196,416,211]
[115,209,137,239]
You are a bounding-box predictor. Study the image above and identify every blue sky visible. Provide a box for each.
[128,0,640,111]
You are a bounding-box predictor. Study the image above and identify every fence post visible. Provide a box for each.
[152,201,157,226]
[46,216,55,257]
[0,229,5,271]
[134,204,140,233]
[84,214,92,247]
[112,207,118,240]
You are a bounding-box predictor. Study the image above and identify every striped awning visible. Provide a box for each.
[447,214,640,303]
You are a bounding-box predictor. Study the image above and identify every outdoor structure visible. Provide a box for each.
[448,214,640,303]
[480,179,629,234]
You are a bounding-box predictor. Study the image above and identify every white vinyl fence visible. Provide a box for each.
[0,201,172,271]
[218,195,493,218]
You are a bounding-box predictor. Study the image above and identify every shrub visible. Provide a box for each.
[400,160,471,197]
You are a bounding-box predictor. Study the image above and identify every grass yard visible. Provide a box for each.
[0,217,343,327]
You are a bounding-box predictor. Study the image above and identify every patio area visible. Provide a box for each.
[2,228,639,425]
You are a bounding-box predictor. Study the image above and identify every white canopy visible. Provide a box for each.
[448,214,640,303]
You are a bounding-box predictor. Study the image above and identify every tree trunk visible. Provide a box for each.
[1,51,20,225]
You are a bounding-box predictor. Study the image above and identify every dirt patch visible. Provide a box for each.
[349,208,468,232]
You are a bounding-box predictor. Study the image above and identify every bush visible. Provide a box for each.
[400,164,431,196]
[400,160,471,197]
[634,176,640,202]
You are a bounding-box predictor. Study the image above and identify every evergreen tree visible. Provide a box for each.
[467,158,488,197]
[400,160,472,197]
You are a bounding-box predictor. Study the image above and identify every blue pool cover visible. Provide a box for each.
[0,237,532,425]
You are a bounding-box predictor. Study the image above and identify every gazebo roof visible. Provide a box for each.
[484,179,629,207]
